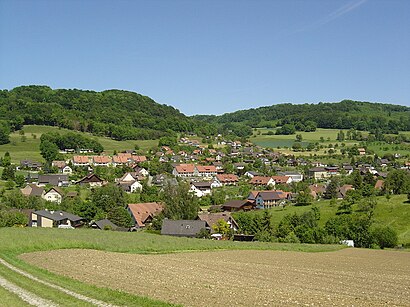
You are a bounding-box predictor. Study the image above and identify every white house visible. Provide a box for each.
[42,187,63,204]
[190,182,212,198]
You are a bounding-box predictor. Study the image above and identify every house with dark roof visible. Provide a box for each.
[76,174,104,187]
[90,219,118,230]
[190,181,212,197]
[38,174,69,187]
[161,219,206,237]
[253,190,290,209]
[30,210,84,228]
[221,200,256,212]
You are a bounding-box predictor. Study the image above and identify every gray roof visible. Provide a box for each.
[33,210,83,222]
[257,191,287,201]
[90,219,118,230]
[38,174,69,186]
[161,220,206,237]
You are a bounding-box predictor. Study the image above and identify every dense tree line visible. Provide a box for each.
[194,100,410,134]
[0,85,220,140]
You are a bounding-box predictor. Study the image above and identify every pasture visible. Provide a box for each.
[0,125,159,163]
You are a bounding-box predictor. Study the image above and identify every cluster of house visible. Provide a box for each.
[27,201,239,239]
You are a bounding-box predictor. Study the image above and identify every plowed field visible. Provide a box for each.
[21,248,410,306]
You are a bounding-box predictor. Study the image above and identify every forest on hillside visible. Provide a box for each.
[0,86,223,143]
[193,100,410,134]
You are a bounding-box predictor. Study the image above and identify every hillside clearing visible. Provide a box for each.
[21,248,410,307]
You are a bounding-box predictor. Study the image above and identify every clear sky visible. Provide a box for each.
[0,0,409,115]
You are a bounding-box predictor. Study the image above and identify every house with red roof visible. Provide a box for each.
[127,202,163,228]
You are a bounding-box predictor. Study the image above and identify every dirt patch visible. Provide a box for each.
[21,249,410,306]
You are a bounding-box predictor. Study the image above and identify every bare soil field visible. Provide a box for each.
[21,248,410,306]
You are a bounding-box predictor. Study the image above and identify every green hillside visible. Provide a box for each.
[0,85,217,142]
[194,100,410,134]
[0,125,158,163]
[233,195,410,245]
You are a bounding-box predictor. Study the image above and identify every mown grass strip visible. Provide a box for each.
[0,278,37,307]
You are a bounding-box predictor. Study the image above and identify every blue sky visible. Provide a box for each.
[1,0,409,115]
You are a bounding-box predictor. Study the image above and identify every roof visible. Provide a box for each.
[197,212,238,232]
[222,200,251,209]
[21,184,44,197]
[90,219,118,230]
[175,164,195,173]
[52,161,66,168]
[127,202,163,227]
[161,219,206,237]
[132,155,147,163]
[257,190,288,201]
[195,165,217,173]
[112,155,129,163]
[271,176,290,184]
[33,210,83,222]
[250,176,273,185]
[77,174,103,183]
[191,182,212,189]
[45,187,64,196]
[309,167,327,172]
[93,156,112,163]
[73,156,89,163]
[216,174,239,182]
[38,174,68,186]
[375,180,384,190]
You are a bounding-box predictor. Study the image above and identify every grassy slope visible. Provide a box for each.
[0,125,159,163]
[238,195,410,244]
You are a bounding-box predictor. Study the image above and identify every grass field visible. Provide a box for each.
[234,194,410,244]
[0,125,159,163]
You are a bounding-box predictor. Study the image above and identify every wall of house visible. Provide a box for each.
[40,217,53,228]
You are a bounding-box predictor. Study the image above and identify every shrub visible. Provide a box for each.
[371,226,398,249]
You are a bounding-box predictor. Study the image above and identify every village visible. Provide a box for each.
[3,133,406,241]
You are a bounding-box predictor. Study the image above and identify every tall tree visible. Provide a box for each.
[161,181,199,220]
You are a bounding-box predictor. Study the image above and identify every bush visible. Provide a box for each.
[371,226,398,249]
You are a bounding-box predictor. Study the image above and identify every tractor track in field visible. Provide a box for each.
[0,258,119,307]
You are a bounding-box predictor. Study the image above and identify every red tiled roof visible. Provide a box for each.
[196,165,217,173]
[73,156,89,163]
[175,164,196,173]
[216,174,239,183]
[93,156,111,163]
[132,155,147,163]
[112,156,129,163]
[250,176,272,185]
[127,202,163,227]
[271,176,290,184]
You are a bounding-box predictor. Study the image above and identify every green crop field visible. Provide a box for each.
[0,125,159,163]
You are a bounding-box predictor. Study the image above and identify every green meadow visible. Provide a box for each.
[0,125,159,163]
[234,194,410,245]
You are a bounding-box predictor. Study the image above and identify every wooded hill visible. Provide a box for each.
[193,100,410,134]
[0,85,218,142]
